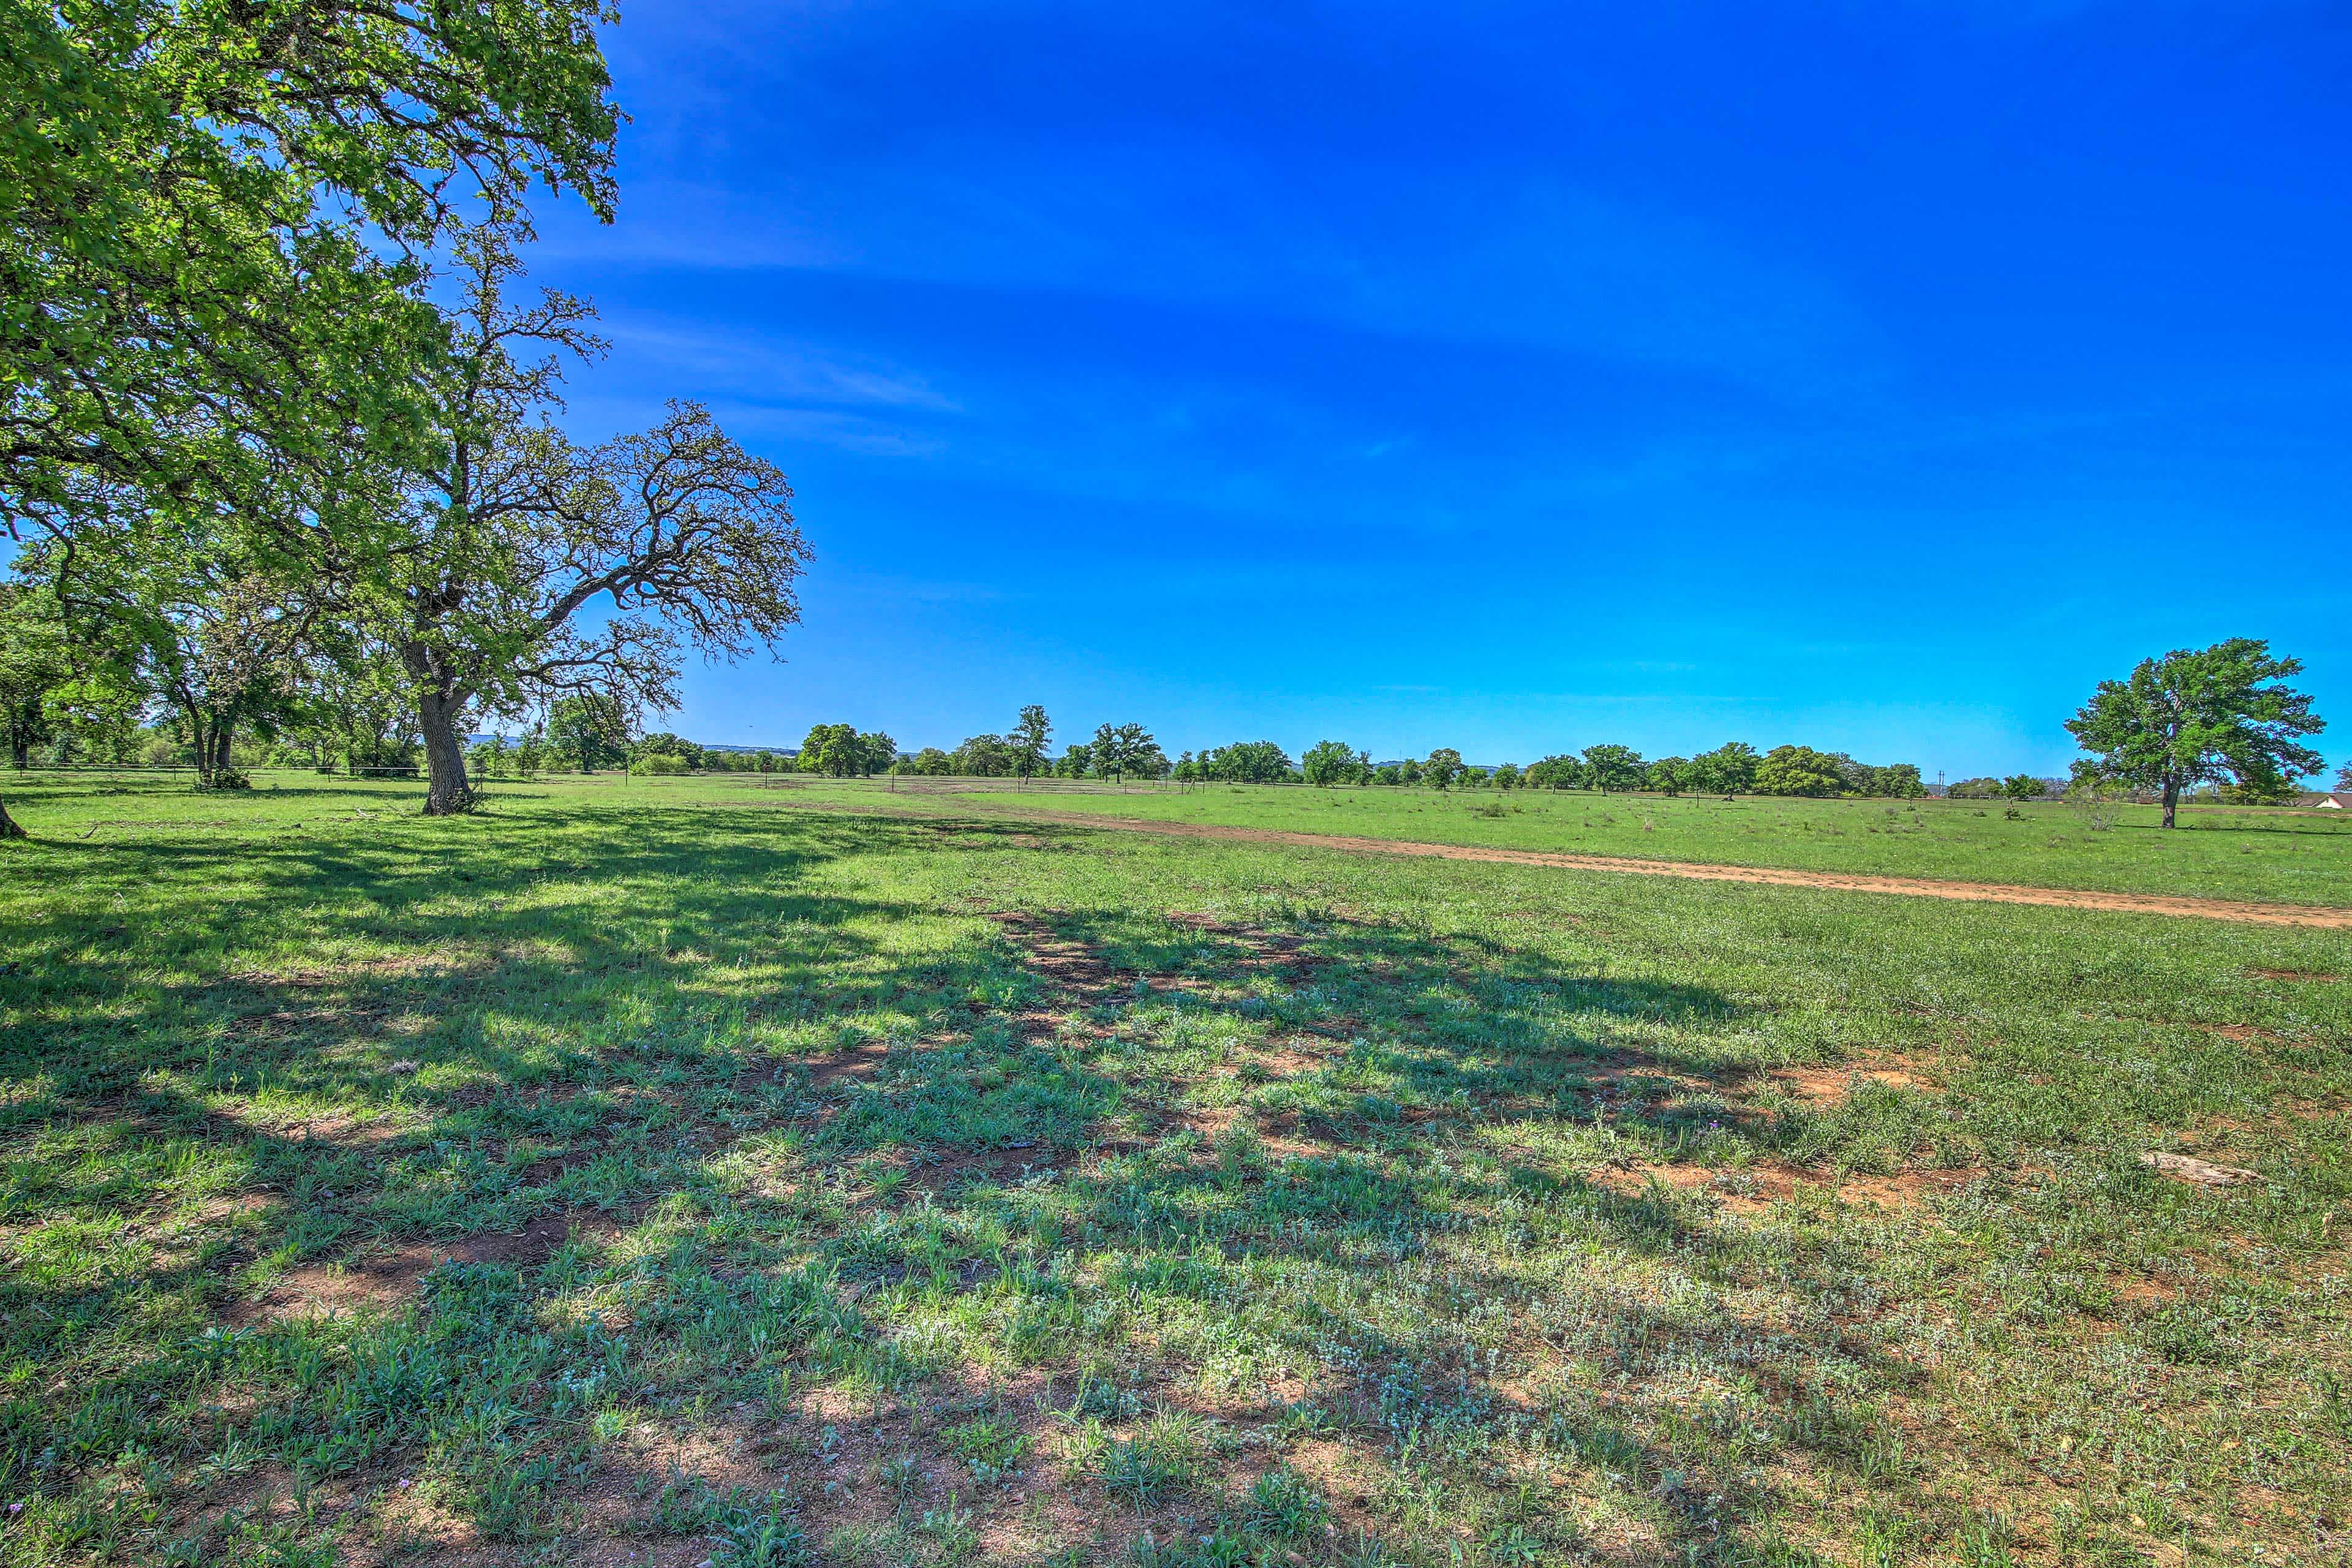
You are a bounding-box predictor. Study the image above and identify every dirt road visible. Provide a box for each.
[963,807,2352,929]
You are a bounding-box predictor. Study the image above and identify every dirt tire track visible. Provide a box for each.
[764,794,2352,928]
[1010,813,2352,927]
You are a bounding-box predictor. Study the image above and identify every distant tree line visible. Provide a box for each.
[1946,775,2064,802]
[871,711,1172,783]
[9,616,2334,841]
[466,643,2333,830]
[719,712,1940,799]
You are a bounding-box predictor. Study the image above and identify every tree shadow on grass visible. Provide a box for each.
[801,900,1924,1561]
[0,801,1925,1563]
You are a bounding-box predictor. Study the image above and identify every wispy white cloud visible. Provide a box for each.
[710,402,950,458]
[552,140,1883,405]
[604,317,960,412]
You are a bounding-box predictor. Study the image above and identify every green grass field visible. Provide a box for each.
[3,772,2348,1566]
[932,782,2352,908]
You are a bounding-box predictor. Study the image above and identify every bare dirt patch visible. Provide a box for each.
[1766,1065,1929,1104]
[1595,1160,1969,1216]
[800,1038,893,1087]
[991,911,1128,995]
[211,1102,406,1149]
[1165,913,1329,976]
[2247,968,2339,982]
[232,1211,616,1322]
[556,1372,1103,1568]
[1833,1170,1967,1210]
[165,1460,322,1555]
[2206,1023,2289,1045]
[904,1141,1066,1196]
[339,1477,492,1567]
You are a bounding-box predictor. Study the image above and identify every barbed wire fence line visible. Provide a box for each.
[7,763,2320,815]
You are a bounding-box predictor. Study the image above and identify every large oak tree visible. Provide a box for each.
[383,246,807,814]
[2067,639,2324,826]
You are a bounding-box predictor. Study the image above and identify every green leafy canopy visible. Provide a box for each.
[2067,638,2326,811]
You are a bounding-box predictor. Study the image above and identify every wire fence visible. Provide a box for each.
[8,763,425,776]
[7,763,2332,815]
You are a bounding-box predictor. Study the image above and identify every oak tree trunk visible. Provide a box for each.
[0,797,22,839]
[2161,777,2179,829]
[186,709,216,787]
[418,690,474,815]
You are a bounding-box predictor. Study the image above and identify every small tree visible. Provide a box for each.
[638,733,705,771]
[1691,742,1758,795]
[1090,723,1158,785]
[310,643,424,776]
[1301,739,1368,786]
[1525,755,1585,791]
[2001,774,2046,802]
[0,581,72,772]
[953,733,1014,777]
[1754,745,1844,797]
[799,724,895,777]
[801,723,854,776]
[1422,748,1464,790]
[1089,724,1125,783]
[1009,705,1052,780]
[2066,639,2324,828]
[86,545,318,790]
[1580,744,1645,794]
[1202,741,1297,783]
[1865,763,1928,799]
[0,582,77,836]
[548,695,631,773]
[2065,776,2127,831]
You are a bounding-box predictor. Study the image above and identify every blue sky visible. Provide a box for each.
[525,0,2351,778]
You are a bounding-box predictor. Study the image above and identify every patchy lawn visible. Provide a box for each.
[1,774,2346,1565]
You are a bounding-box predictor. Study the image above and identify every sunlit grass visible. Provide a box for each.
[0,772,2344,1564]
[903,775,2352,907]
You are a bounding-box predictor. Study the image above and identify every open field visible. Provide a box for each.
[4,772,2350,1566]
[745,789,2352,929]
[911,782,2352,910]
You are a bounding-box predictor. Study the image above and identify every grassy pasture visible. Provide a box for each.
[928,782,2352,908]
[1,772,2348,1566]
